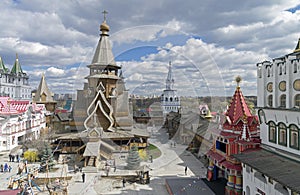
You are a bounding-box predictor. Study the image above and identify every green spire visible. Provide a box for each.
[11,53,23,74]
[0,56,9,73]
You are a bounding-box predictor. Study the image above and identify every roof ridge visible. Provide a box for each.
[0,56,9,73]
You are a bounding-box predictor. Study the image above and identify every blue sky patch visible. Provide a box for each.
[286,4,300,13]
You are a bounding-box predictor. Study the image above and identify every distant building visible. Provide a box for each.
[161,61,180,115]
[32,73,56,112]
[206,77,261,195]
[234,39,300,195]
[0,97,46,151]
[0,54,31,99]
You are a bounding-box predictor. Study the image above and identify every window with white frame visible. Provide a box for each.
[280,94,286,108]
[269,121,276,143]
[278,123,287,146]
[295,94,300,107]
[268,95,273,107]
[290,124,299,149]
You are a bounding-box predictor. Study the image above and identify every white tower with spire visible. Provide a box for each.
[161,61,180,115]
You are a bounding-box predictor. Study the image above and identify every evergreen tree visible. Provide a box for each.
[40,142,54,172]
[126,145,141,170]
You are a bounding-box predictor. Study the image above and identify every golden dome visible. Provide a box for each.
[100,21,110,32]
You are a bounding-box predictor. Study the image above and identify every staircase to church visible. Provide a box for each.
[87,156,95,166]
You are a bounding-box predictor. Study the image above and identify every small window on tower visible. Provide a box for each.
[268,95,273,107]
[258,67,262,78]
[279,65,282,75]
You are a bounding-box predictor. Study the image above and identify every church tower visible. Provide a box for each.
[161,61,180,115]
[73,11,133,131]
[32,73,56,112]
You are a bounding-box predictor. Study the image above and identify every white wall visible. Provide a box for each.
[242,164,291,195]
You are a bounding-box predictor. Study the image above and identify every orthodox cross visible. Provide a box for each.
[102,10,108,21]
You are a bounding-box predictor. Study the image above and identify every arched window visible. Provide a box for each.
[290,125,299,149]
[246,186,250,195]
[267,68,271,77]
[170,97,173,102]
[269,121,276,143]
[165,97,168,101]
[280,94,286,108]
[258,109,266,124]
[268,95,273,107]
[294,63,298,73]
[278,123,287,146]
[295,94,300,107]
[279,65,282,75]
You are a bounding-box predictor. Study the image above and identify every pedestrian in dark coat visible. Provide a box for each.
[82,172,85,183]
[122,178,126,187]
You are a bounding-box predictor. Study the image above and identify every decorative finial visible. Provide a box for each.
[16,53,18,59]
[102,10,108,22]
[169,61,172,66]
[100,10,110,32]
[235,76,242,88]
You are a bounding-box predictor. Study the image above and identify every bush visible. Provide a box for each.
[138,149,147,160]
[24,150,39,162]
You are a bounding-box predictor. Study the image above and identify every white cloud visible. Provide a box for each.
[0,0,300,96]
[46,67,65,76]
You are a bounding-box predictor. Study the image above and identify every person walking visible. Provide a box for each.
[122,177,126,188]
[4,163,8,172]
[82,172,85,183]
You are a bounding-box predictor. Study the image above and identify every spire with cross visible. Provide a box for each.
[102,10,108,22]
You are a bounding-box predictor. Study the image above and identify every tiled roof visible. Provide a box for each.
[207,150,225,163]
[0,97,44,115]
[225,86,252,125]
[220,160,242,171]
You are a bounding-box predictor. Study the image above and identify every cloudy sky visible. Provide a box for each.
[0,0,300,97]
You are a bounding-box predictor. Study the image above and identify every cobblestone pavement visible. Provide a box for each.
[0,127,208,195]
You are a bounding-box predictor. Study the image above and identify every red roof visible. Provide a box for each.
[0,190,21,195]
[220,160,242,171]
[0,97,44,115]
[220,131,239,138]
[225,86,252,125]
[207,150,225,163]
